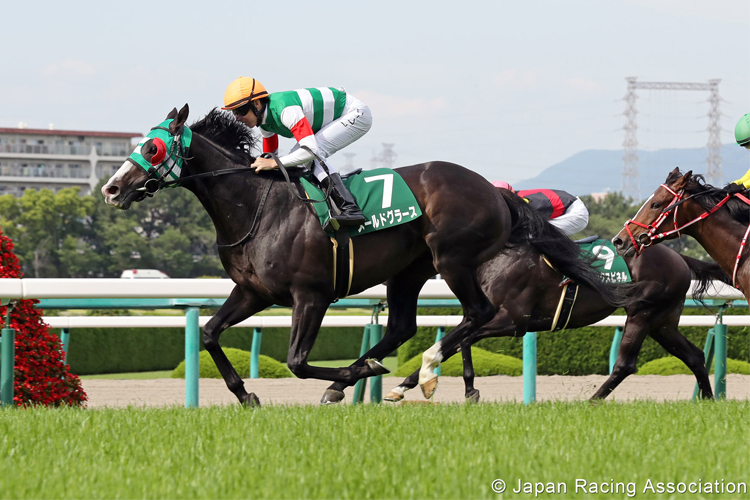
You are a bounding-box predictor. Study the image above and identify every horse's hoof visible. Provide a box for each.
[366,358,390,376]
[465,389,480,404]
[320,389,346,405]
[241,393,261,408]
[420,375,439,399]
[384,390,405,402]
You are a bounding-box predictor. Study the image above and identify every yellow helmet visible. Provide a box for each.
[222,77,269,110]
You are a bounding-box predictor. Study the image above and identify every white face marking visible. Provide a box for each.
[107,160,137,185]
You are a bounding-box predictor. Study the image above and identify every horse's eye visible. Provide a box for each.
[651,202,660,209]
[145,137,167,166]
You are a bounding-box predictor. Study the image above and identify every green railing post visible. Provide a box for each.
[184,307,200,408]
[523,331,537,405]
[369,323,383,403]
[250,327,262,379]
[434,326,446,376]
[1,327,15,407]
[60,328,71,362]
[609,326,624,374]
[693,328,715,401]
[352,325,371,405]
[714,323,728,399]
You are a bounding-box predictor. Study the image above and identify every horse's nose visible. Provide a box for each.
[612,236,624,248]
[102,183,119,199]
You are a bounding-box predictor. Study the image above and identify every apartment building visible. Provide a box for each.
[0,126,141,196]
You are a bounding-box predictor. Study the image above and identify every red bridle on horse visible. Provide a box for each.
[622,184,750,287]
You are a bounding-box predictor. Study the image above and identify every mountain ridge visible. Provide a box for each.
[513,145,750,198]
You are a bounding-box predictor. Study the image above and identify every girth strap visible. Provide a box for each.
[551,283,579,332]
[330,231,354,300]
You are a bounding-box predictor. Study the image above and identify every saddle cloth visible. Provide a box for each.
[299,168,422,237]
[578,238,632,283]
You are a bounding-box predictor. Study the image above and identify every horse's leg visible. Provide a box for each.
[286,296,389,384]
[418,265,497,398]
[590,314,650,400]
[649,324,713,399]
[460,337,480,403]
[386,319,517,402]
[322,255,435,404]
[202,285,272,407]
[385,342,461,402]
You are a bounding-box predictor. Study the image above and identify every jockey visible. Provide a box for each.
[725,113,750,194]
[222,77,370,227]
[492,181,590,236]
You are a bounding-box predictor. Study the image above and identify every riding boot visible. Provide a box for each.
[322,173,366,229]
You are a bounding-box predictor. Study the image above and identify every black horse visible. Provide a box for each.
[386,189,730,402]
[102,105,637,406]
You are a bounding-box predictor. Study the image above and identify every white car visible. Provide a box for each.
[120,269,170,279]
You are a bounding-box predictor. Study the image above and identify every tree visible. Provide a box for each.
[82,179,225,277]
[0,188,95,277]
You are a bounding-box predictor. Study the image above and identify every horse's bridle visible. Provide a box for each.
[133,125,192,197]
[622,183,750,288]
[622,183,732,257]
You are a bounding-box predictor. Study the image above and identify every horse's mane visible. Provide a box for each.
[667,170,750,225]
[190,108,258,163]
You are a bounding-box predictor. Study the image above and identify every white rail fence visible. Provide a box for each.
[0,279,745,407]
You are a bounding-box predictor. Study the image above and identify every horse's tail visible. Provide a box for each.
[679,254,732,303]
[498,189,643,309]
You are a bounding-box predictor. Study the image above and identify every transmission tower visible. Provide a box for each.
[706,79,722,184]
[371,143,397,169]
[621,78,722,199]
[622,77,640,200]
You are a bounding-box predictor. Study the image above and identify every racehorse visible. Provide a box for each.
[100,105,517,406]
[613,168,750,302]
[386,188,730,402]
[101,105,637,406]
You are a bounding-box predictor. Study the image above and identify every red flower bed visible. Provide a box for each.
[0,230,86,406]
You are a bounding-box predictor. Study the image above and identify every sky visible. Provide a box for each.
[1,0,748,186]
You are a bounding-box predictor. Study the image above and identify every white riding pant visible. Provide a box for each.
[288,94,373,181]
[549,197,589,236]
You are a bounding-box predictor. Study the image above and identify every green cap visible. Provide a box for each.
[735,113,750,146]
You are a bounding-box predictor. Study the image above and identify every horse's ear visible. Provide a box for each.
[673,170,693,190]
[166,108,178,120]
[170,104,190,133]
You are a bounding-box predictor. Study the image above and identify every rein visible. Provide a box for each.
[133,123,342,249]
[213,148,336,248]
[623,183,750,287]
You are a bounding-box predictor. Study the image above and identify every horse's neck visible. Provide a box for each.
[184,137,292,242]
[683,208,747,274]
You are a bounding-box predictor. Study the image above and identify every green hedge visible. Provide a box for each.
[171,348,293,378]
[638,356,750,375]
[395,347,522,377]
[397,307,750,376]
[52,305,750,376]
[55,325,368,375]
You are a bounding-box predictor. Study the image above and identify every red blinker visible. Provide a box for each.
[150,138,167,166]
